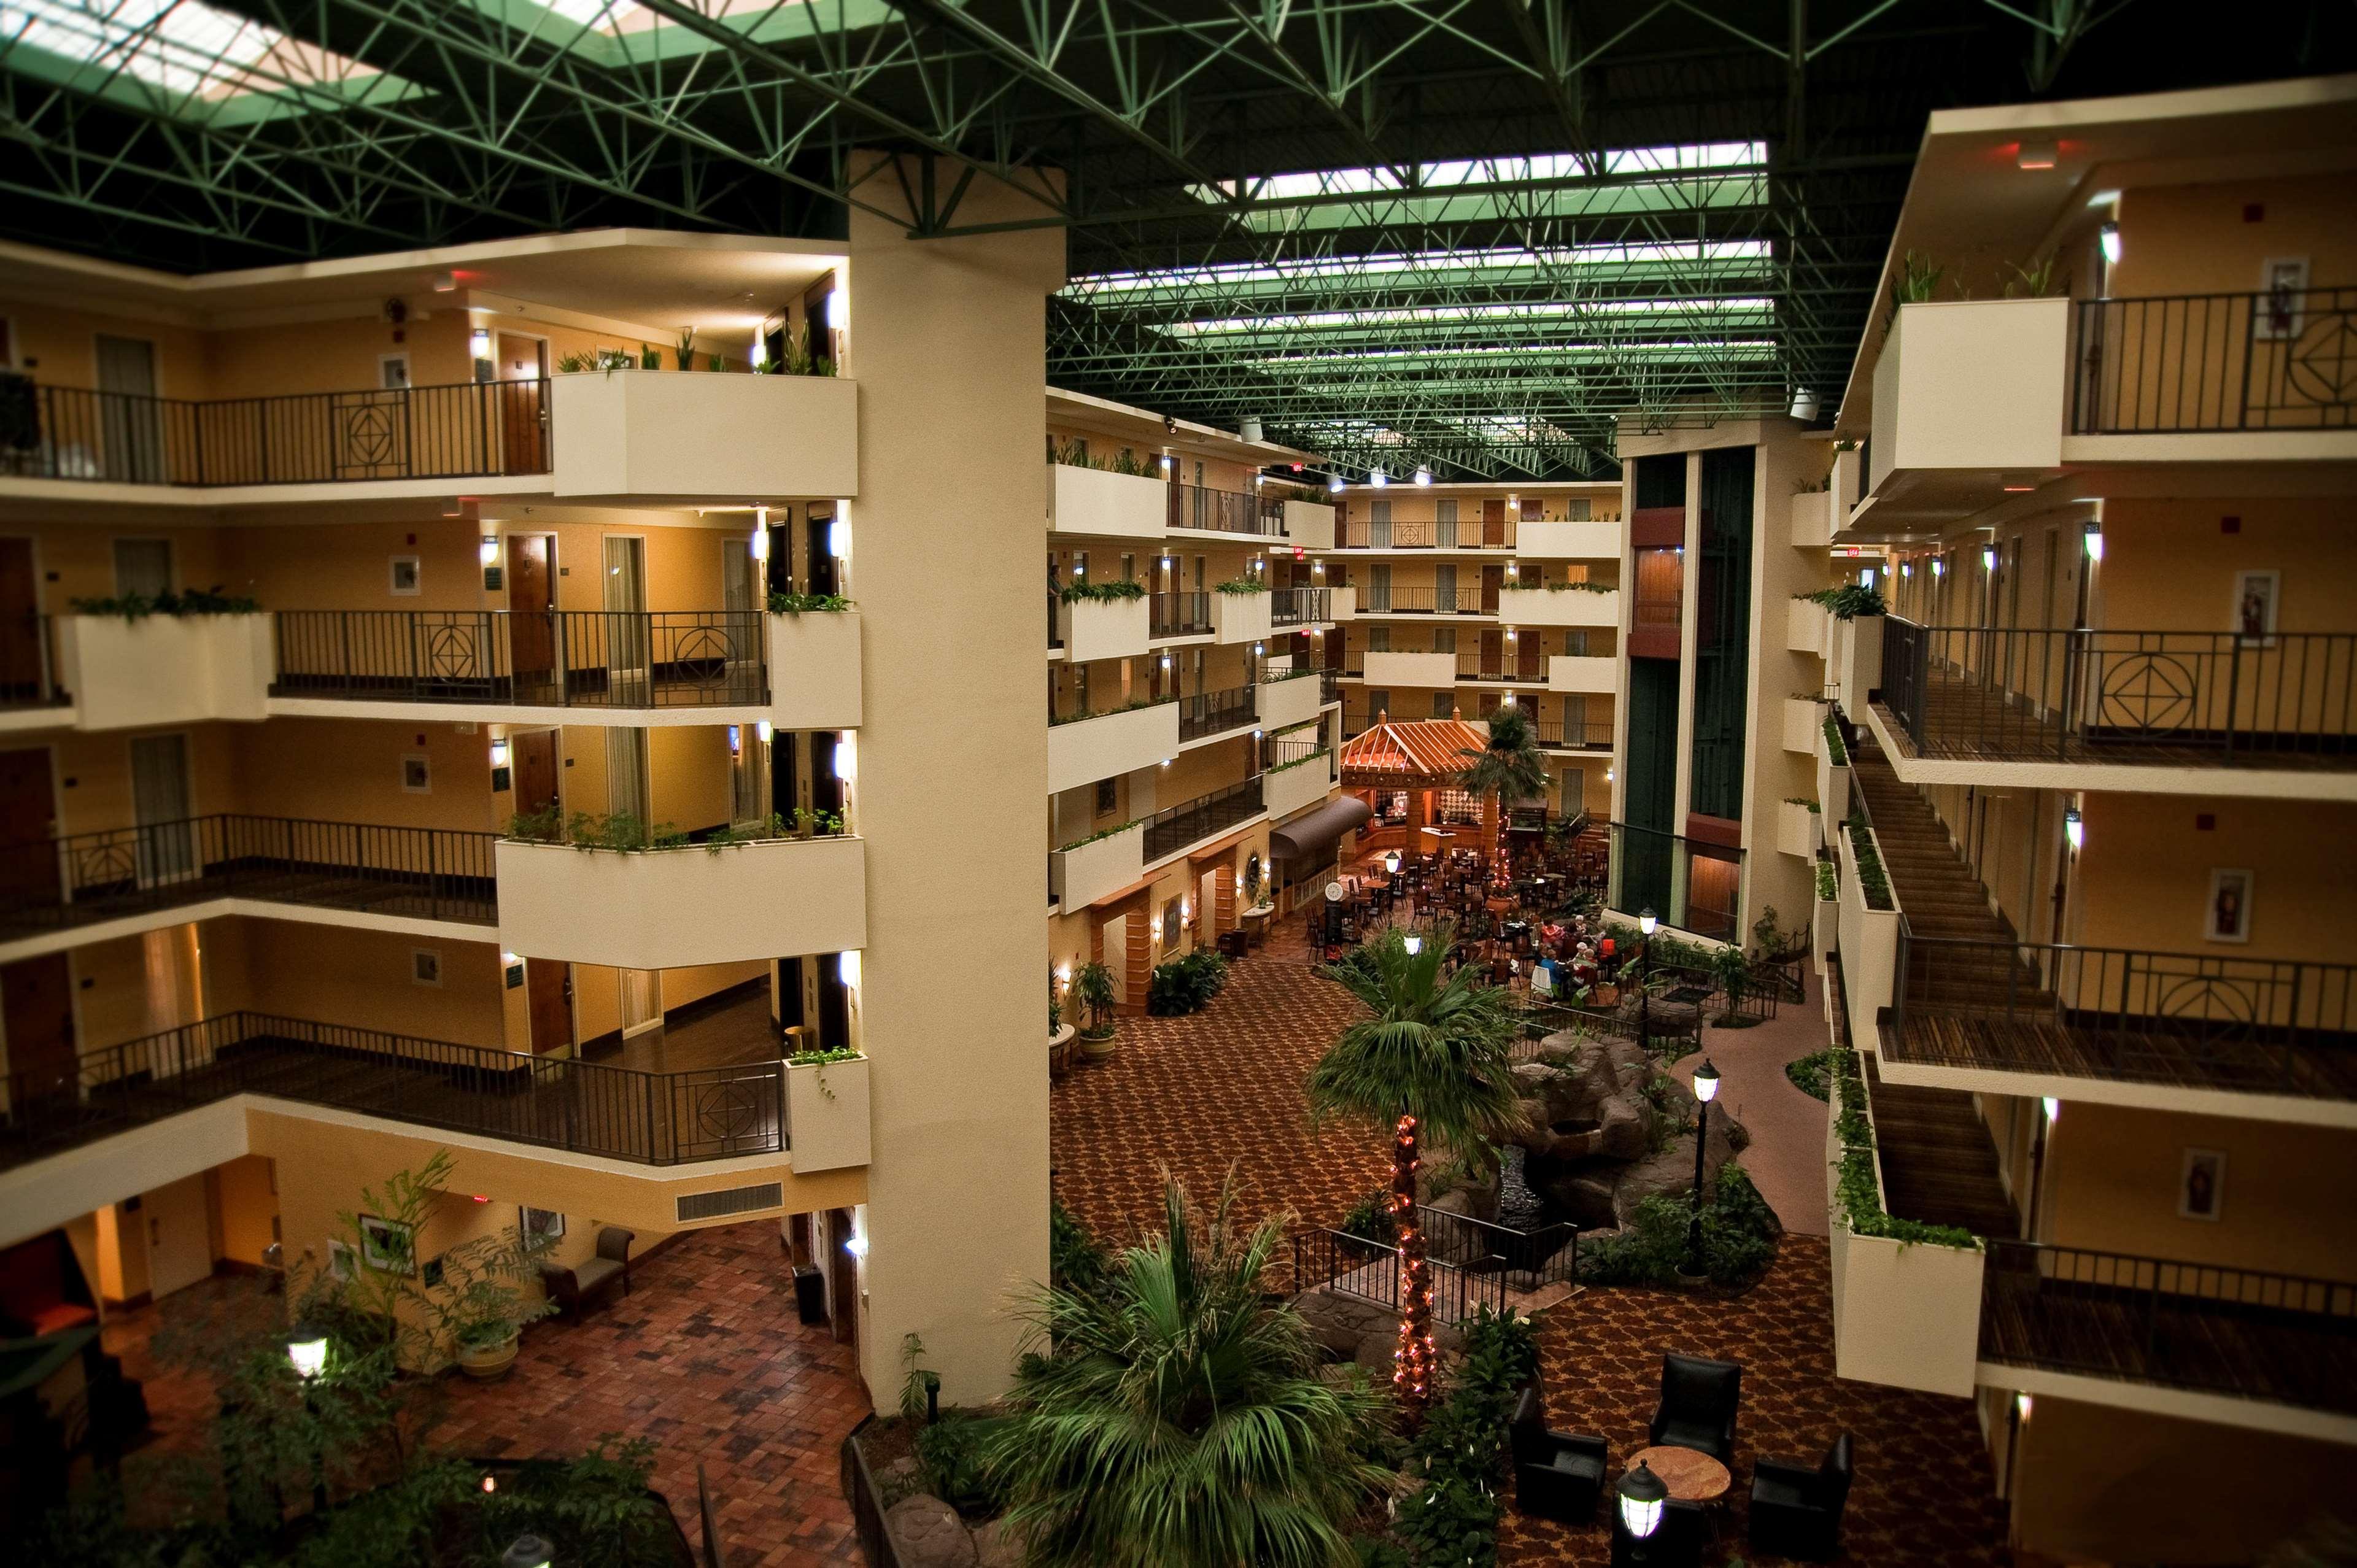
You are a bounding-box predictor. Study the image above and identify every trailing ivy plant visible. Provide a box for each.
[1798,583,1887,620]
[1830,1051,1978,1249]
[767,591,854,613]
[1211,576,1272,595]
[1783,797,1821,812]
[71,585,260,622]
[1058,578,1148,604]
[1056,817,1141,854]
[1846,815,1894,911]
[1822,715,1849,767]
[1816,859,1839,902]
[1538,578,1615,592]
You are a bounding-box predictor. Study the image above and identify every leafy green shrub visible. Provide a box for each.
[1785,1046,1840,1103]
[918,1412,1010,1518]
[1846,816,1893,910]
[1048,1200,1109,1299]
[1821,714,1848,765]
[1058,577,1147,604]
[1336,1190,1396,1245]
[71,585,260,621]
[767,591,854,612]
[1798,583,1887,620]
[1816,859,1838,902]
[1212,577,1271,595]
[1146,949,1228,1016]
[1050,438,1153,476]
[1577,1164,1779,1288]
[1388,1308,1538,1567]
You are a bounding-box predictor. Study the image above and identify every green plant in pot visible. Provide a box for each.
[433,1219,558,1380]
[1072,960,1118,1060]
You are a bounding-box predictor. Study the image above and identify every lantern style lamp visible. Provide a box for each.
[501,1535,555,1568]
[1403,934,1422,956]
[284,1327,329,1382]
[1385,849,1403,877]
[1686,1059,1722,1278]
[1617,1460,1668,1553]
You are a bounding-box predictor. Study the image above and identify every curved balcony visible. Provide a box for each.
[495,833,865,970]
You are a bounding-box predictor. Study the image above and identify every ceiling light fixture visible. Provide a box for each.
[2016,140,2057,171]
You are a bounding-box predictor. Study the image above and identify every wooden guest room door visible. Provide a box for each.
[508,535,557,697]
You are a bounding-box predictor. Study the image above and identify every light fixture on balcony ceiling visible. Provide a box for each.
[1370,469,1388,489]
[2099,222,2123,265]
[1414,466,1432,487]
[1328,474,1345,493]
[432,271,457,293]
[1240,416,1263,442]
[1789,388,1819,420]
[2016,139,2057,171]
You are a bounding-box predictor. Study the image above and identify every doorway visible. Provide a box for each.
[606,727,650,822]
[1481,564,1504,615]
[729,724,768,828]
[1481,497,1507,546]
[511,728,560,820]
[602,535,649,700]
[143,1173,213,1300]
[494,333,548,476]
[0,747,58,904]
[507,534,557,700]
[621,968,664,1044]
[130,733,195,885]
[805,506,839,597]
[95,334,163,484]
[1,952,77,1103]
[112,538,174,598]
[0,538,45,701]
[525,959,573,1055]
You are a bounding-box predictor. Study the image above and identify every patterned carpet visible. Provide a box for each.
[1499,1235,2008,1567]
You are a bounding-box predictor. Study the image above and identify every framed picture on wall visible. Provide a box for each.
[2254,257,2309,339]
[521,1207,565,1243]
[358,1214,417,1275]
[401,753,432,794]
[327,1238,358,1280]
[2232,569,2279,647]
[389,554,422,595]
[2203,868,2253,944]
[411,948,444,986]
[2178,1148,2227,1221]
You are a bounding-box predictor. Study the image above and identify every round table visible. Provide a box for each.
[1627,1445,1731,1503]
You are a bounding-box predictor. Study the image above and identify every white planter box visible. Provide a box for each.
[1782,697,1821,755]
[1063,593,1150,663]
[1515,520,1621,559]
[1211,590,1273,645]
[1281,498,1337,549]
[1837,615,1884,708]
[787,1056,870,1173]
[1048,463,1167,539]
[1870,299,2067,499]
[1789,488,1833,547]
[1827,1220,1984,1397]
[1047,700,1178,795]
[1264,756,1333,822]
[1777,800,1818,860]
[1498,586,1619,630]
[1052,821,1144,911]
[496,835,866,969]
[1362,651,1457,690]
[766,610,861,731]
[1813,892,1838,975]
[551,370,858,500]
[1835,822,1900,1052]
[1325,585,1357,622]
[1258,673,1322,730]
[63,614,271,732]
[1815,724,1851,825]
[1786,598,1828,657]
[1546,655,1619,695]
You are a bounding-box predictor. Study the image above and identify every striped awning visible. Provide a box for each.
[1340,717,1489,787]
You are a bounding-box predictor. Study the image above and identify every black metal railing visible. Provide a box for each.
[1881,617,2356,765]
[2070,287,2357,434]
[0,814,498,935]
[1534,718,1616,749]
[1890,930,2357,1100]
[1178,684,1258,741]
[1290,1227,1511,1323]
[1606,822,1743,943]
[1456,647,1547,682]
[1167,481,1283,535]
[1,376,551,486]
[1266,733,1329,771]
[1142,776,1264,859]
[1048,693,1177,727]
[1339,517,1518,549]
[1148,590,1212,638]
[0,612,68,710]
[1980,1240,2357,1414]
[271,609,767,708]
[1271,587,1333,627]
[1360,585,1494,616]
[0,1011,784,1170]
[1418,1205,1578,1288]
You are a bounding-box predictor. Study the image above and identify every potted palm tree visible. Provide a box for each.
[1072,961,1118,1062]
[986,1177,1390,1567]
[1307,924,1523,1429]
[1455,703,1550,867]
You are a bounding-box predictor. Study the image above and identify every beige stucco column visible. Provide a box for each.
[846,156,1064,1401]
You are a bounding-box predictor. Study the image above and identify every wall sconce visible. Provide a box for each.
[824,292,845,331]
[1983,546,1997,572]
[1931,558,1945,577]
[834,732,856,781]
[827,520,849,558]
[2098,221,2122,265]
[843,1226,868,1259]
[469,326,491,361]
[2016,1392,2034,1423]
[1160,654,1173,668]
[2042,1097,2059,1127]
[750,520,768,560]
[838,950,861,988]
[488,736,511,793]
[756,719,773,743]
[1900,562,1912,578]
[2064,805,2083,852]
[489,737,510,769]
[2083,530,2103,562]
[1252,642,1264,654]
[479,533,500,567]
[1056,962,1072,986]
[1159,454,1173,473]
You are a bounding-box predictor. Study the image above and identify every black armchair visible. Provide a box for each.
[1749,1431,1853,1561]
[1647,1352,1740,1464]
[1507,1386,1608,1524]
[1609,1497,1708,1568]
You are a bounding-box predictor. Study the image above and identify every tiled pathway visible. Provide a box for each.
[101,1222,867,1568]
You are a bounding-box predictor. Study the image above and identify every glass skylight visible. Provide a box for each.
[1065,240,1773,303]
[1184,142,1765,207]
[0,0,377,99]
[1164,296,1776,339]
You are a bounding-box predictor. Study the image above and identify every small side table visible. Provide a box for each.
[1627,1445,1730,1504]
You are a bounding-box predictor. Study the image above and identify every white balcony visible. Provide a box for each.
[1782,697,1821,755]
[495,834,866,970]
[786,1055,870,1173]
[1361,651,1457,690]
[1858,298,2067,530]
[1258,673,1322,730]
[1834,820,1898,1052]
[1323,584,1357,622]
[1789,487,1833,547]
[1211,589,1273,645]
[1786,598,1830,657]
[1498,585,1619,630]
[1062,593,1150,663]
[58,613,272,732]
[1776,799,1817,860]
[1048,700,1178,795]
[1514,520,1621,558]
[1816,717,1851,824]
[767,609,861,731]
[550,369,858,501]
[1048,463,1167,539]
[1546,655,1618,695]
[1052,821,1145,910]
[1264,755,1334,821]
[1281,498,1337,549]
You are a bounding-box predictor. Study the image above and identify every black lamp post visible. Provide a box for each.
[1636,906,1657,1057]
[282,1326,331,1514]
[1685,1059,1722,1279]
[1616,1459,1669,1561]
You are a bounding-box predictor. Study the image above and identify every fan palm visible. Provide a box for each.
[988,1177,1390,1568]
[1456,703,1550,862]
[1307,925,1525,1427]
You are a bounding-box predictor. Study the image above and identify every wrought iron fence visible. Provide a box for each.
[0,813,498,933]
[1167,481,1283,535]
[0,1010,784,1168]
[1880,617,2357,763]
[1339,517,1518,549]
[1,376,551,485]
[271,609,767,708]
[1418,1205,1578,1289]
[1142,776,1264,859]
[0,612,66,710]
[1456,647,1546,682]
[1148,590,1211,638]
[1981,1239,2357,1413]
[1533,717,1616,749]
[1289,1226,1511,1323]
[1271,587,1332,626]
[1177,684,1258,740]
[2070,287,2357,434]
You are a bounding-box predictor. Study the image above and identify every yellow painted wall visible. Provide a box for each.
[2075,795,2357,964]
[91,1200,145,1303]
[2094,495,2357,638]
[206,917,505,1048]
[2111,171,2357,300]
[49,722,239,837]
[0,299,212,398]
[221,516,482,612]
[6,522,234,608]
[648,724,732,829]
[213,1153,280,1266]
[228,716,500,832]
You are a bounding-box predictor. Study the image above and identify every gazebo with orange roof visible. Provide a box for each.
[1339,709,1494,859]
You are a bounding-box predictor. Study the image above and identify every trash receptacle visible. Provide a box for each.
[792,1265,826,1324]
